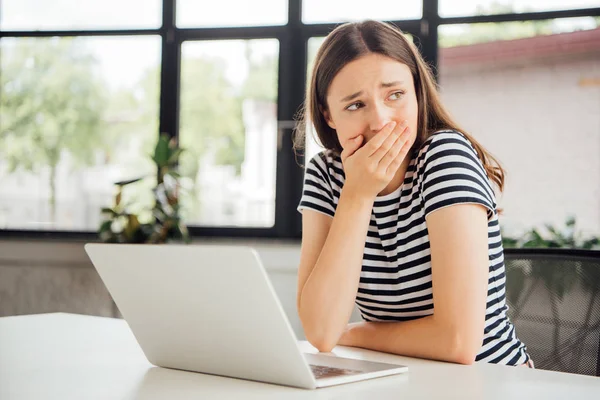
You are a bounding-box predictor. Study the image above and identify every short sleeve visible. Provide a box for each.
[297,153,336,218]
[421,132,497,219]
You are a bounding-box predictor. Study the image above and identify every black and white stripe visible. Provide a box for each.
[298,130,530,366]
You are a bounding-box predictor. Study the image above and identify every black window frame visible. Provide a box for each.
[0,0,598,241]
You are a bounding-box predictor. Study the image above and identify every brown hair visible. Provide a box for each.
[294,20,505,193]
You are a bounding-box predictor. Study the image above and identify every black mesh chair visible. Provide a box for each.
[504,248,600,376]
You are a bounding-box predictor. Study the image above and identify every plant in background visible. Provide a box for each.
[503,216,599,303]
[98,133,190,244]
[502,216,600,250]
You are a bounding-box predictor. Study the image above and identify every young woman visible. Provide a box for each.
[295,20,532,367]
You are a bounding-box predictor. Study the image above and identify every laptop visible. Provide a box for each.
[84,243,408,389]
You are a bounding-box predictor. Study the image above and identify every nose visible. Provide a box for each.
[368,101,394,133]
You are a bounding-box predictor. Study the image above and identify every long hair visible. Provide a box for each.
[294,20,505,192]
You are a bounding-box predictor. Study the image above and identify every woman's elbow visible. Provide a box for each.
[452,349,478,365]
[307,335,337,353]
[305,332,337,353]
[301,317,338,352]
[298,307,339,352]
[303,325,339,353]
[447,330,481,365]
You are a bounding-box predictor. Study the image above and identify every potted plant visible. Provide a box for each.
[98,133,190,244]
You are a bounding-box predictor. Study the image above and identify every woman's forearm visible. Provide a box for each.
[299,189,374,352]
[339,316,481,365]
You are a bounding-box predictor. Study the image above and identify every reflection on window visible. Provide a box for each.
[177,0,287,28]
[0,0,162,30]
[302,0,421,24]
[179,39,279,227]
[437,20,600,236]
[0,36,161,230]
[439,0,600,18]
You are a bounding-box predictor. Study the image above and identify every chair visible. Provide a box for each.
[503,248,600,376]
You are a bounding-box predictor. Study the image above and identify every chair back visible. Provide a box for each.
[504,248,600,376]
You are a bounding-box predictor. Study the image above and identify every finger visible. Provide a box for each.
[341,135,364,163]
[371,120,408,162]
[380,125,410,167]
[385,130,413,175]
[366,120,398,156]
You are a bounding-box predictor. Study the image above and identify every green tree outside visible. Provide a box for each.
[0,37,107,225]
[176,41,278,221]
[440,2,600,48]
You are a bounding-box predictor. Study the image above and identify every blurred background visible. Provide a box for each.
[0,0,599,340]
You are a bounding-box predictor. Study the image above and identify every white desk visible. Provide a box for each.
[1,313,598,399]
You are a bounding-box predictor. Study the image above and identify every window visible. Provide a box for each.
[0,36,161,230]
[179,39,279,227]
[0,0,162,30]
[437,18,600,236]
[439,0,600,18]
[177,0,287,28]
[302,0,422,24]
[1,1,598,238]
[439,16,598,46]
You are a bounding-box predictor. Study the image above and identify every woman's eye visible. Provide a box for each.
[389,91,404,100]
[346,102,362,111]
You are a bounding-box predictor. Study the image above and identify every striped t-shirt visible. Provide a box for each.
[298,130,530,365]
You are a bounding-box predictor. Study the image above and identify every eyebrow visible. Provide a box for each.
[339,81,404,103]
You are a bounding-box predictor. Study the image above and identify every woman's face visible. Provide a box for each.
[323,53,419,151]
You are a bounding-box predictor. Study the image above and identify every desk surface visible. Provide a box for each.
[1,313,599,399]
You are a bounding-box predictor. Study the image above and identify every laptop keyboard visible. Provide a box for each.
[309,364,363,379]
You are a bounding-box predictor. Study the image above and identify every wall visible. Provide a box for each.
[0,239,362,340]
[439,51,600,236]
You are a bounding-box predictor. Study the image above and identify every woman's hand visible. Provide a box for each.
[341,120,412,200]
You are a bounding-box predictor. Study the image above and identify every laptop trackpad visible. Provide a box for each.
[303,352,405,374]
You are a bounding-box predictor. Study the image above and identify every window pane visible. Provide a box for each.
[437,20,600,237]
[0,0,162,31]
[0,36,161,231]
[177,0,287,28]
[440,0,600,18]
[180,39,279,227]
[303,0,422,24]
[439,16,598,46]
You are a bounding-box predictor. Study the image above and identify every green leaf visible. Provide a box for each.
[545,224,559,239]
[123,214,140,240]
[582,238,600,249]
[167,148,184,165]
[114,177,145,186]
[166,170,181,179]
[531,229,544,242]
[98,220,112,233]
[101,207,117,216]
[153,134,170,167]
[502,236,518,248]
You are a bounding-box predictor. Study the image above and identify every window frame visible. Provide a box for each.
[0,0,598,240]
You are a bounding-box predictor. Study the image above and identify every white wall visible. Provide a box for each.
[439,52,600,237]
